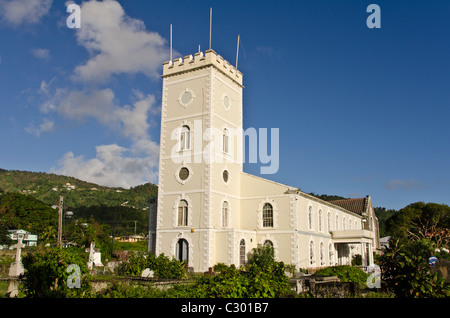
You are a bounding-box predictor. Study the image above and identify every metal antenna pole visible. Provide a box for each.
[170,24,173,62]
[57,196,63,247]
[236,34,240,69]
[209,7,212,50]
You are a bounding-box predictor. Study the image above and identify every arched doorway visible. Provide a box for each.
[176,239,189,263]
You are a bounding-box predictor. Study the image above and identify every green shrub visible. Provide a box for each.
[115,252,186,279]
[21,246,91,298]
[379,241,450,298]
[314,265,369,289]
[167,262,294,298]
[247,244,275,270]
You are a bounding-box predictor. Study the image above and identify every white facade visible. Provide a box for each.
[151,49,379,272]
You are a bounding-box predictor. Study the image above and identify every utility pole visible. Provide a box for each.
[57,196,63,247]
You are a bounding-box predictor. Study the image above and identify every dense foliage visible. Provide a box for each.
[386,202,450,248]
[314,265,369,289]
[0,192,57,240]
[115,252,186,279]
[64,217,111,250]
[73,205,149,237]
[166,245,294,298]
[379,240,449,298]
[168,262,294,298]
[374,207,396,237]
[21,246,91,298]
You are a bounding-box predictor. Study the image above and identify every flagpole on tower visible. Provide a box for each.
[236,34,240,69]
[209,7,212,50]
[170,23,173,62]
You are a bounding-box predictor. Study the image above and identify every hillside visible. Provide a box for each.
[0,169,157,210]
[0,192,57,235]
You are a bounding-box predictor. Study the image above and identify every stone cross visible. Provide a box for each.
[7,235,25,297]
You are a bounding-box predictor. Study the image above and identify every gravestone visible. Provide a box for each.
[87,242,103,270]
[141,268,154,278]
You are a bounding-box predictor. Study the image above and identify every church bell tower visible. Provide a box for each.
[154,49,244,271]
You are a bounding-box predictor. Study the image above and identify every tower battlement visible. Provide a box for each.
[162,49,243,86]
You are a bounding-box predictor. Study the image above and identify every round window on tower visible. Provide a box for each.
[176,166,192,184]
[222,94,231,111]
[223,170,229,183]
[179,167,189,181]
[178,88,195,107]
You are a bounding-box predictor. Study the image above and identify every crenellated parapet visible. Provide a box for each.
[162,49,243,87]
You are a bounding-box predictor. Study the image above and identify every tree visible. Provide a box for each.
[0,192,57,242]
[64,217,110,249]
[386,202,450,248]
[0,224,11,246]
[247,243,276,270]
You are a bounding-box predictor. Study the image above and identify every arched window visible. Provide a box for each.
[309,241,315,265]
[239,239,246,266]
[320,242,324,265]
[177,200,188,226]
[262,203,273,228]
[318,209,323,232]
[349,219,352,230]
[329,243,334,265]
[327,212,332,232]
[308,206,313,230]
[335,215,339,230]
[222,201,229,228]
[180,125,191,151]
[176,239,189,263]
[223,128,229,154]
[343,217,346,230]
[264,240,273,247]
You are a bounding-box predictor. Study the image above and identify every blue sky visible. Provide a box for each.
[0,0,449,210]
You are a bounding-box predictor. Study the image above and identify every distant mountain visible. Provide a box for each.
[0,169,157,210]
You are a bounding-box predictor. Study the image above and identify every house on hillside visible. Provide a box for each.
[0,229,38,250]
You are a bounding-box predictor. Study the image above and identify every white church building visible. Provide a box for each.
[150,49,380,272]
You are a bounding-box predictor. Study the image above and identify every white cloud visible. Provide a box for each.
[0,0,52,26]
[41,84,160,187]
[384,179,427,191]
[73,0,169,83]
[36,0,169,187]
[40,86,158,143]
[25,118,54,136]
[51,143,159,188]
[31,48,50,60]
